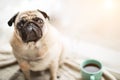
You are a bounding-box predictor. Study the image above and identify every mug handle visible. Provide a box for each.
[90,75,95,80]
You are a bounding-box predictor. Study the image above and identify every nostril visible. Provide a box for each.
[27,23,35,31]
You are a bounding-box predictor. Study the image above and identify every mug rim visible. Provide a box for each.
[80,59,103,74]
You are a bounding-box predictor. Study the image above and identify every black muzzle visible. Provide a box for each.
[20,22,43,42]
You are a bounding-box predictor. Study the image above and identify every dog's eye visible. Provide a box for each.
[17,23,22,29]
[33,17,43,24]
[19,22,24,27]
[17,20,26,29]
[18,20,26,26]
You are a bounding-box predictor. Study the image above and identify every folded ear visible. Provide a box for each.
[8,12,19,27]
[37,9,50,20]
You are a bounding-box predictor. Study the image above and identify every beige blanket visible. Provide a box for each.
[0,51,117,80]
[0,51,16,68]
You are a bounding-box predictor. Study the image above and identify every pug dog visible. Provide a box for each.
[8,10,65,80]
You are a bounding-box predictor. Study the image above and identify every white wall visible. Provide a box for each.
[0,0,120,51]
[54,0,120,51]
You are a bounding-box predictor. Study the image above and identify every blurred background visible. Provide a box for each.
[0,0,120,79]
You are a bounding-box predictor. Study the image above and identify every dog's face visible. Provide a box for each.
[8,10,49,43]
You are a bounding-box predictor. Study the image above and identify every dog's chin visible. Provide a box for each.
[19,26,43,43]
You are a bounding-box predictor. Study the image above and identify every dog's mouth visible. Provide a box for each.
[17,22,43,43]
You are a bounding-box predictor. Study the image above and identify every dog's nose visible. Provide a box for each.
[27,23,36,31]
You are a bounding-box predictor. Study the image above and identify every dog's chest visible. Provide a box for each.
[24,47,51,71]
[17,42,51,71]
[12,42,41,62]
[21,43,39,59]
[29,57,51,71]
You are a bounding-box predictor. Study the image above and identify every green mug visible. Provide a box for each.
[80,59,103,80]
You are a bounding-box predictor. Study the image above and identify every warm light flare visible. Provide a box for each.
[104,0,114,9]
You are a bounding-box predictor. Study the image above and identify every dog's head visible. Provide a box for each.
[8,10,49,43]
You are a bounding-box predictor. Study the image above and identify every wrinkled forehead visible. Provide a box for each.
[16,10,45,21]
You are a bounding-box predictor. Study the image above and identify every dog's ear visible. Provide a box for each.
[37,9,50,20]
[8,12,19,27]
